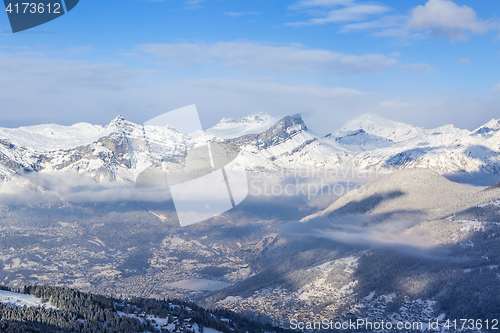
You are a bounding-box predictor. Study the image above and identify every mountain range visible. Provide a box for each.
[0,113,499,185]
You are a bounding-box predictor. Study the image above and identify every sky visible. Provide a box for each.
[0,0,499,134]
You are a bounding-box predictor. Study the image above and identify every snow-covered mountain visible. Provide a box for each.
[337,113,425,142]
[0,112,499,183]
[338,114,500,174]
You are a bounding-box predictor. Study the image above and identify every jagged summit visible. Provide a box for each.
[108,114,126,125]
[486,180,500,190]
[112,114,126,122]
[106,114,137,131]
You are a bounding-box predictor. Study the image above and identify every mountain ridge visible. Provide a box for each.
[0,112,499,184]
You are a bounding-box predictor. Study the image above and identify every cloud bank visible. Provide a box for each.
[287,0,499,41]
[137,41,398,75]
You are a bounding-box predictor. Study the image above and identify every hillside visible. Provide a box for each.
[207,169,500,328]
[0,285,290,333]
[487,180,500,190]
[301,168,480,221]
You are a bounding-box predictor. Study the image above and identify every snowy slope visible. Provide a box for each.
[472,119,500,138]
[0,290,56,310]
[0,122,114,152]
[337,113,425,142]
[302,168,479,221]
[332,115,499,174]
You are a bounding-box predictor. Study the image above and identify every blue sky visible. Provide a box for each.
[0,0,499,133]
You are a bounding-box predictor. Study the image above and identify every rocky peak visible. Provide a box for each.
[106,115,137,132]
[229,114,308,149]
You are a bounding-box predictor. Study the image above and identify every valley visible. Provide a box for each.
[0,113,499,331]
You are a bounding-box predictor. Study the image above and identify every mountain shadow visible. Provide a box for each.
[329,190,405,217]
[352,198,500,321]
[384,147,437,168]
[486,180,500,190]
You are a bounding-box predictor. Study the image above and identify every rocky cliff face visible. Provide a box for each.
[230,114,307,149]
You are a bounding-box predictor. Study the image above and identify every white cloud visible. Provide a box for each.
[290,0,354,9]
[379,101,412,108]
[400,63,436,73]
[335,53,397,75]
[0,47,497,136]
[492,83,500,94]
[293,0,499,41]
[0,53,151,92]
[179,78,378,133]
[457,58,470,64]
[185,0,202,9]
[0,49,373,132]
[0,173,171,205]
[64,46,94,55]
[0,51,161,127]
[187,79,363,98]
[287,3,389,26]
[301,215,440,251]
[137,41,398,75]
[339,15,407,33]
[224,12,243,16]
[224,12,258,17]
[408,0,491,41]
